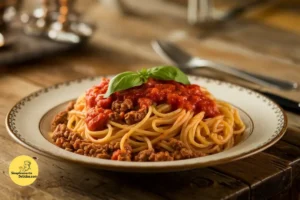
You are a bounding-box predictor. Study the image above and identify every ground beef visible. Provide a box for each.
[51,101,75,131]
[166,138,205,160]
[118,150,132,161]
[52,124,66,140]
[51,124,120,159]
[52,121,206,161]
[124,109,147,125]
[51,125,205,161]
[52,127,205,161]
[51,111,68,131]
[111,99,133,113]
[134,149,174,161]
[110,99,146,124]
[134,139,206,161]
[167,138,186,150]
[51,100,205,161]
[149,151,174,161]
[109,112,124,123]
[109,99,149,125]
[66,101,75,111]
[118,144,132,161]
[52,124,82,151]
[111,144,132,161]
[134,149,154,161]
[173,148,196,160]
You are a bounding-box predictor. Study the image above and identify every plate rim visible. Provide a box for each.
[5,76,288,172]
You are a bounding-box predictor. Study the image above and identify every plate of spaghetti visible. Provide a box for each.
[6,66,287,172]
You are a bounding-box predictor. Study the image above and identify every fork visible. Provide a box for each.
[152,40,299,91]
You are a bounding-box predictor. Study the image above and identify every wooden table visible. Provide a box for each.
[1,0,300,199]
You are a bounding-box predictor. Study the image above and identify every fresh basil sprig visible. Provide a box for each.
[104,72,144,98]
[148,66,190,85]
[104,66,190,98]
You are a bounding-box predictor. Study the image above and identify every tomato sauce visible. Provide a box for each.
[85,78,220,131]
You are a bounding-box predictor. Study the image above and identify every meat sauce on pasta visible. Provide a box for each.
[50,77,245,161]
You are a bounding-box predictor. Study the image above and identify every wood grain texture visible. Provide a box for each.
[264,140,300,200]
[212,153,292,200]
[282,126,300,148]
[120,168,250,200]
[1,0,300,199]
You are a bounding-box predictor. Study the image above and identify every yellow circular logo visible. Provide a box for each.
[9,155,39,186]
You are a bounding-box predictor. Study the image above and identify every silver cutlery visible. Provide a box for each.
[152,40,300,114]
[152,40,298,91]
[255,90,300,114]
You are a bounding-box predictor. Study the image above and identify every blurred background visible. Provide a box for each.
[1,0,300,92]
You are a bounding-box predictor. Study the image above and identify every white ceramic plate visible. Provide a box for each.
[6,76,287,172]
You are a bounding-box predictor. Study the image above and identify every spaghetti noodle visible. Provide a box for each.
[51,77,246,161]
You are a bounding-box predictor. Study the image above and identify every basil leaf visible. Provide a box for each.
[103,66,190,98]
[148,66,190,84]
[104,72,144,98]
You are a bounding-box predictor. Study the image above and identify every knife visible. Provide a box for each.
[254,90,300,114]
[152,40,300,114]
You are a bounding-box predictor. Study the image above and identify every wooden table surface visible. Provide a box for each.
[1,0,300,199]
